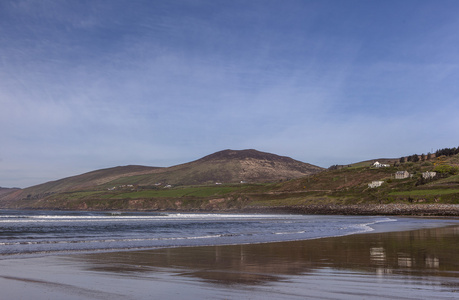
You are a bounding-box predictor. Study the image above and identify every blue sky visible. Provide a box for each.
[1,0,459,188]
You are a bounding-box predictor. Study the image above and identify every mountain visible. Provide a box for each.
[141,149,324,186]
[0,165,161,204]
[0,149,323,206]
[0,187,20,197]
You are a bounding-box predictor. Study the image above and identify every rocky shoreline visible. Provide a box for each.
[241,204,459,216]
[3,202,459,217]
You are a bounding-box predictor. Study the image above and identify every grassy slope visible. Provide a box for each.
[14,184,271,211]
[253,155,459,207]
[2,165,161,202]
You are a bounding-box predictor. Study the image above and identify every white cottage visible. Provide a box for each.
[368,181,384,188]
[372,161,390,168]
[422,171,436,179]
[395,171,410,179]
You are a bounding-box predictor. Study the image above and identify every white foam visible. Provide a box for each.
[346,217,398,234]
[0,213,291,223]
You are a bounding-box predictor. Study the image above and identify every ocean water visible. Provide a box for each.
[0,210,451,258]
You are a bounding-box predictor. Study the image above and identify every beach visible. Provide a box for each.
[1,218,459,299]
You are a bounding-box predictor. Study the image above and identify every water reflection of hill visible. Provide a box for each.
[78,225,459,285]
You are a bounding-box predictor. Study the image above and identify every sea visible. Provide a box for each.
[0,210,456,259]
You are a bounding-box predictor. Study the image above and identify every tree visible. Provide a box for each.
[435,147,459,157]
[399,157,406,163]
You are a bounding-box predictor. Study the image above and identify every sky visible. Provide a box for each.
[1,0,459,188]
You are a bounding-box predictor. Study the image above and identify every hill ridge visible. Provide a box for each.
[199,149,293,161]
[0,149,323,204]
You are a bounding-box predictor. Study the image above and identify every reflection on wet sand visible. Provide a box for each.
[77,225,459,285]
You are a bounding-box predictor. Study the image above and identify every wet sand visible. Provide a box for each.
[1,221,459,299]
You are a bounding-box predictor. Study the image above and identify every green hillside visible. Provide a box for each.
[249,153,459,208]
[2,148,459,214]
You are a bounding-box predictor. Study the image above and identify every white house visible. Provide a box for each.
[373,161,390,168]
[368,181,384,188]
[422,171,437,179]
[395,171,410,179]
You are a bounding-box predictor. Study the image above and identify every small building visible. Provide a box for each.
[372,161,390,168]
[395,171,410,179]
[368,181,384,188]
[422,171,437,179]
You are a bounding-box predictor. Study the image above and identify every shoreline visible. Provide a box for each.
[1,215,457,261]
[1,218,459,299]
[5,203,459,216]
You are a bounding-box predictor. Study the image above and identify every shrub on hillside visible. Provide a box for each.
[434,164,459,175]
